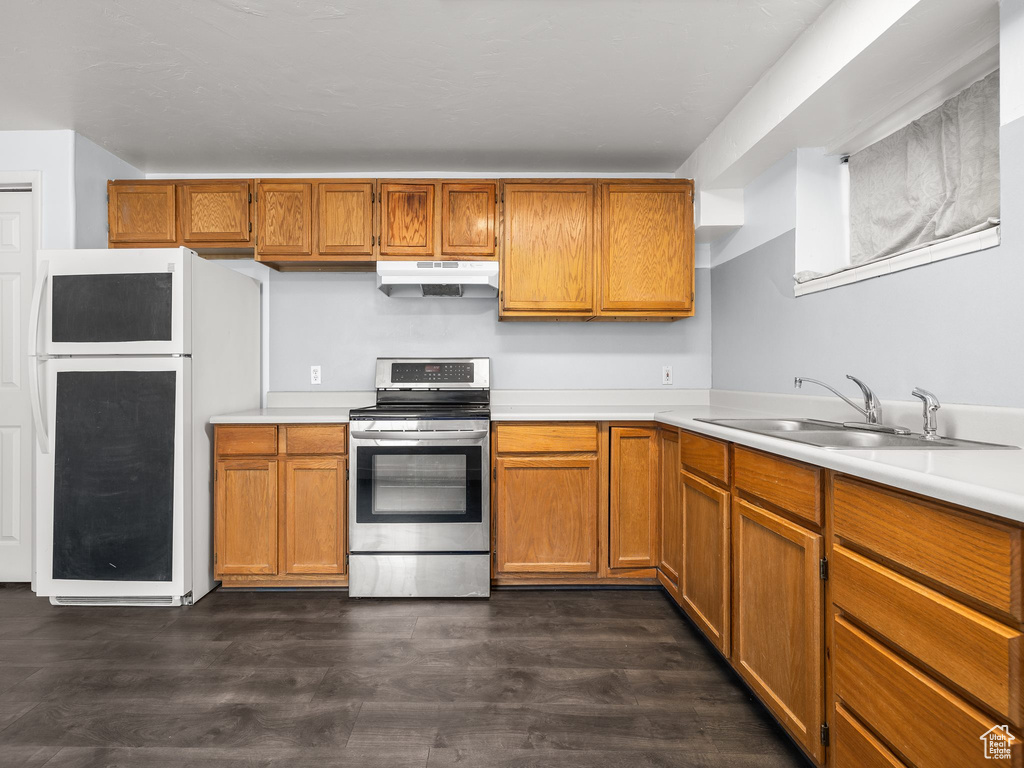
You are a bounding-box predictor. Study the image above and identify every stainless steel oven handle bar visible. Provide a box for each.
[350,429,489,441]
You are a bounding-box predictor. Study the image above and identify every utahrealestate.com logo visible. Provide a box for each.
[981,726,1016,760]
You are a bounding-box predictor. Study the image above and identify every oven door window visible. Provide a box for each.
[356,446,482,524]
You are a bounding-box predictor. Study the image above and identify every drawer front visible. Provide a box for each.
[678,430,729,486]
[216,425,278,456]
[284,425,348,455]
[834,617,1022,768]
[833,475,1023,622]
[834,704,907,768]
[833,545,1023,726]
[495,423,599,454]
[733,447,822,526]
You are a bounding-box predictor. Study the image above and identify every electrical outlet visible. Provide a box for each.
[662,365,673,385]
[310,365,322,385]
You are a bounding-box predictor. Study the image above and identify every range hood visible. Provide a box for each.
[376,260,499,298]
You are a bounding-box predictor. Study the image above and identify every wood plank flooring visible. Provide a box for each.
[0,584,810,767]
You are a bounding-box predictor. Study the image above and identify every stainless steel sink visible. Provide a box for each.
[700,418,846,432]
[695,418,1018,450]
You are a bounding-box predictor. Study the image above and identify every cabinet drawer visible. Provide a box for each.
[495,423,598,454]
[678,430,729,486]
[833,545,1023,725]
[216,426,278,456]
[833,476,1023,622]
[733,447,822,526]
[833,704,907,768]
[834,617,1022,768]
[284,425,348,455]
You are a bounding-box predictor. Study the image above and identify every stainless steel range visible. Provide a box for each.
[348,358,490,598]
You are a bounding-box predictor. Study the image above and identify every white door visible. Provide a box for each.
[0,191,34,581]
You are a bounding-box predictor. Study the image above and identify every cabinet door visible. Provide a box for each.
[317,182,375,260]
[108,183,176,244]
[256,181,312,257]
[609,427,658,570]
[658,429,683,597]
[441,182,496,257]
[179,181,251,244]
[215,459,278,576]
[732,497,824,763]
[680,469,731,655]
[380,182,435,257]
[599,182,693,315]
[281,457,346,575]
[501,183,596,315]
[496,454,598,573]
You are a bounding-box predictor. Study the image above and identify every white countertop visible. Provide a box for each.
[211,402,1024,524]
[211,408,351,424]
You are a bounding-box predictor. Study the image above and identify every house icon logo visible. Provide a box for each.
[981,725,1015,760]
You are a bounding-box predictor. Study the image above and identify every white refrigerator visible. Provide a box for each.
[28,248,260,606]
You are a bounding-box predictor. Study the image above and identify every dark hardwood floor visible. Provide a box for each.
[0,583,810,767]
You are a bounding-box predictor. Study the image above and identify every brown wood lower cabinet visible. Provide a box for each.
[679,469,730,655]
[657,427,682,599]
[494,453,599,575]
[732,497,824,764]
[214,424,348,587]
[609,426,658,573]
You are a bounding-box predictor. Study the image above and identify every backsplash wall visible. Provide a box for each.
[269,269,712,391]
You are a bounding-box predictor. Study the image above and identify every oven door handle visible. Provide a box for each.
[350,429,489,441]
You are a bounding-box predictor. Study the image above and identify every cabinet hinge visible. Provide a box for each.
[492,467,496,480]
[248,222,252,234]
[214,552,218,564]
[819,557,829,581]
[346,468,350,481]
[820,723,830,746]
[371,191,375,203]
[494,236,497,247]
[248,192,252,204]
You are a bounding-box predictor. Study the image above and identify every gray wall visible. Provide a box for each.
[711,117,1024,408]
[269,269,712,392]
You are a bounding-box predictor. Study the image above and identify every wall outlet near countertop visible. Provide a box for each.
[662,366,673,385]
[310,365,322,385]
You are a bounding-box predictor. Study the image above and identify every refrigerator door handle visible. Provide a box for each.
[28,259,47,358]
[28,261,50,453]
[29,358,48,454]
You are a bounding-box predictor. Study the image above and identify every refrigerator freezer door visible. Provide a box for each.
[34,248,189,357]
[34,356,189,602]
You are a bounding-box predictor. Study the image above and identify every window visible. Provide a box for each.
[795,69,1000,294]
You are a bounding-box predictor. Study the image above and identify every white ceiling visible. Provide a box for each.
[0,0,833,173]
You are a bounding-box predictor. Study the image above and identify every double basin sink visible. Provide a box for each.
[695,418,1018,450]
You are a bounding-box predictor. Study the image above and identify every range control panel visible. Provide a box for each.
[390,361,475,384]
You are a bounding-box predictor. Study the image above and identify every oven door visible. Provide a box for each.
[349,430,489,553]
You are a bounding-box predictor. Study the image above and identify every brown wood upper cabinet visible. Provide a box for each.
[109,179,254,250]
[599,180,694,318]
[380,181,435,257]
[255,180,313,259]
[500,181,597,318]
[377,180,497,260]
[441,182,496,257]
[256,179,375,269]
[498,179,694,320]
[108,182,177,245]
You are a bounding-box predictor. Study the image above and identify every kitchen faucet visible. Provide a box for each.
[794,375,910,435]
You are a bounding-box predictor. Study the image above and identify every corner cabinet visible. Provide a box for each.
[499,179,694,321]
[213,424,348,587]
[108,179,254,252]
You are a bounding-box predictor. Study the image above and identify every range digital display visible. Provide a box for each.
[391,362,474,383]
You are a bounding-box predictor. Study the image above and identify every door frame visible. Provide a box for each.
[0,172,41,588]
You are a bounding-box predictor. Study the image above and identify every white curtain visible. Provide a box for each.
[848,70,1000,266]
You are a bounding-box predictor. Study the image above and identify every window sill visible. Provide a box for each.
[794,226,1001,297]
